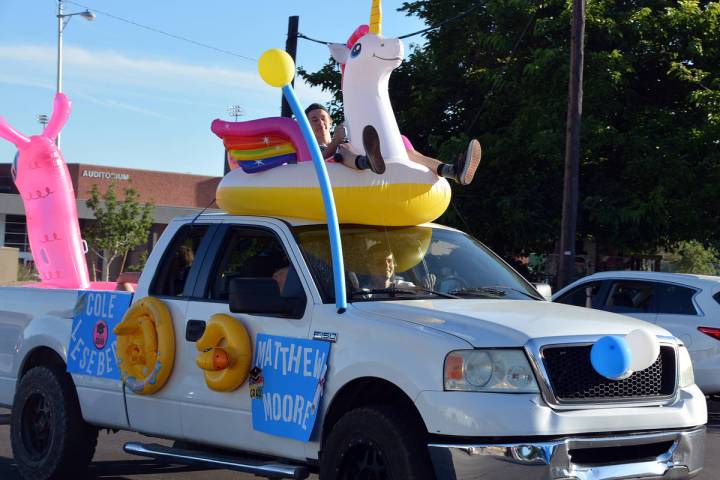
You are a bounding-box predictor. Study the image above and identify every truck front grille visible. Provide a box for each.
[541,345,676,403]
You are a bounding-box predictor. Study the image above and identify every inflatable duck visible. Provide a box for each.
[195,314,252,392]
[114,297,176,395]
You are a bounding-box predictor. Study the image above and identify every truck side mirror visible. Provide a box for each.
[229,278,306,318]
[534,283,553,301]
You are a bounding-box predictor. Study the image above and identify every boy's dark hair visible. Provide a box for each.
[304,103,328,115]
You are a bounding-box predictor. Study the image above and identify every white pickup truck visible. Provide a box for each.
[0,214,707,480]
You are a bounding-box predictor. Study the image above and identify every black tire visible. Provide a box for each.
[320,405,435,480]
[11,365,98,480]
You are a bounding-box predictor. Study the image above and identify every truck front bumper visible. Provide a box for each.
[428,426,705,480]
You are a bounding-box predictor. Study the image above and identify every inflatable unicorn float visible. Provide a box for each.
[212,0,452,227]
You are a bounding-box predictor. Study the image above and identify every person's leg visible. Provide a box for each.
[454,139,481,186]
[407,139,481,186]
[332,126,385,174]
[361,125,385,174]
[407,150,442,170]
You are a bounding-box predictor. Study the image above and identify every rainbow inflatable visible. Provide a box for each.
[218,117,310,173]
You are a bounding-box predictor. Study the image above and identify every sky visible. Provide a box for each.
[0,0,427,177]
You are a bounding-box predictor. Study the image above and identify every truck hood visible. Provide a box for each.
[351,299,672,347]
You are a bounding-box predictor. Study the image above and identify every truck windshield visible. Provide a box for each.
[292,224,541,303]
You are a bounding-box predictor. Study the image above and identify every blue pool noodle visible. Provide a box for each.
[281,85,347,313]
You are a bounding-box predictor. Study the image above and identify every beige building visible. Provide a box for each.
[0,163,220,281]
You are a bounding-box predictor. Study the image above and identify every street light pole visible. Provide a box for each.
[37,114,49,129]
[224,105,244,174]
[55,0,95,148]
[56,0,64,97]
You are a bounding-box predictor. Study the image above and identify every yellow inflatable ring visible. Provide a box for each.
[195,314,252,392]
[211,119,451,227]
[114,297,176,395]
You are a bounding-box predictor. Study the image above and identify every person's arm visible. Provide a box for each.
[324,123,346,157]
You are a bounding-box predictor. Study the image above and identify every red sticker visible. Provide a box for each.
[93,320,108,350]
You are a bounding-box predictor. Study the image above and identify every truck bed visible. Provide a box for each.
[0,283,133,407]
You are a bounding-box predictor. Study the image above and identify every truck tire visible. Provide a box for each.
[320,405,435,480]
[10,365,98,480]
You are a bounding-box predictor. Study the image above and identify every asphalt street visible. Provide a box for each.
[0,405,718,479]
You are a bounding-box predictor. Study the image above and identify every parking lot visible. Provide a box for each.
[0,403,717,479]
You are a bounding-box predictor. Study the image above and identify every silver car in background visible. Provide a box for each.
[553,271,720,396]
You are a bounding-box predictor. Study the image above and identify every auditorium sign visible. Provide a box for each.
[82,170,130,181]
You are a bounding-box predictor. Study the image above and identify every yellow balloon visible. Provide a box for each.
[258,49,295,87]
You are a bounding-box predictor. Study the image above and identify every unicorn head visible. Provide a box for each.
[329,0,408,163]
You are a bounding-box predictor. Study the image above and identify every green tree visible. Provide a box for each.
[84,183,154,281]
[300,0,720,255]
[665,240,720,274]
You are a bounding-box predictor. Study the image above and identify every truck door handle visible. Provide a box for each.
[185,320,206,342]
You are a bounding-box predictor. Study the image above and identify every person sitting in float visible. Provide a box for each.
[305,102,481,185]
[305,103,385,174]
[326,9,484,187]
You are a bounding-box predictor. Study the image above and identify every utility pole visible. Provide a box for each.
[558,0,586,289]
[281,16,299,118]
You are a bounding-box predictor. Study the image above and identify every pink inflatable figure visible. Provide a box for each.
[0,93,90,289]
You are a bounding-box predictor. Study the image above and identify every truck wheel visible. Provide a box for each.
[320,405,435,480]
[11,365,98,480]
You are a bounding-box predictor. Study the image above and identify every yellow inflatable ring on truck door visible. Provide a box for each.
[114,297,176,395]
[195,314,252,392]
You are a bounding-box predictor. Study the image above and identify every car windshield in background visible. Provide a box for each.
[293,224,540,303]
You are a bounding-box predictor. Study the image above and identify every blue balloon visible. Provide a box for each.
[590,335,632,380]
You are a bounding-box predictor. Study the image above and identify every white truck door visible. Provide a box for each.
[179,222,315,458]
[124,222,221,438]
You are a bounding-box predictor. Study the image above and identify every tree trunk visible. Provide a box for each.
[119,250,129,275]
[102,250,116,282]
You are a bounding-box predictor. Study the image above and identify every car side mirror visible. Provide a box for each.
[534,283,553,301]
[229,278,306,318]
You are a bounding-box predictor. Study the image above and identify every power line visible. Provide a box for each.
[296,33,330,46]
[398,2,485,39]
[64,0,257,62]
[297,1,485,46]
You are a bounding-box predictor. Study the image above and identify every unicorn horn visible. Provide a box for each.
[370,0,382,35]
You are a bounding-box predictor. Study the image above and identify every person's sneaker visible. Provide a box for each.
[362,125,386,174]
[455,139,481,185]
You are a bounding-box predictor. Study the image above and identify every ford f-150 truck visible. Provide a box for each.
[0,214,707,480]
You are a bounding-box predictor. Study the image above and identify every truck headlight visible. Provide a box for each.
[444,349,539,393]
[678,346,695,388]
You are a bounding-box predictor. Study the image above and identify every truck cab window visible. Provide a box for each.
[150,225,209,297]
[293,224,539,303]
[207,228,297,302]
